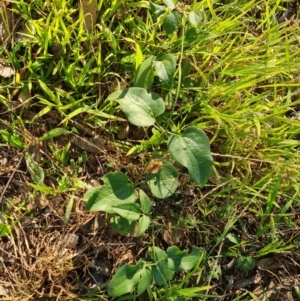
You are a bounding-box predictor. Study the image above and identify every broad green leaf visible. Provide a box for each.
[133,56,156,89]
[164,11,180,36]
[139,189,152,214]
[25,153,44,185]
[168,126,213,186]
[154,54,176,86]
[146,160,178,199]
[150,2,166,19]
[137,267,152,295]
[110,203,141,221]
[108,261,142,296]
[136,215,151,237]
[189,11,202,25]
[0,130,25,149]
[110,216,136,236]
[148,246,174,285]
[108,260,150,296]
[107,87,165,126]
[184,27,197,44]
[84,172,136,212]
[167,246,201,271]
[39,128,70,141]
[163,0,175,10]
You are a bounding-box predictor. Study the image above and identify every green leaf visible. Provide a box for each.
[146,160,178,199]
[148,246,174,286]
[108,260,151,296]
[0,223,11,236]
[39,127,70,141]
[111,203,141,221]
[154,54,176,86]
[137,267,152,295]
[84,172,136,212]
[108,261,142,296]
[167,246,201,271]
[164,11,180,36]
[0,130,25,149]
[139,189,152,214]
[136,215,151,236]
[189,11,202,25]
[184,27,197,44]
[38,79,60,104]
[150,2,166,19]
[107,87,165,126]
[236,256,255,271]
[181,58,192,78]
[225,232,240,245]
[110,216,136,236]
[25,153,44,185]
[134,56,156,89]
[163,0,175,10]
[168,126,213,186]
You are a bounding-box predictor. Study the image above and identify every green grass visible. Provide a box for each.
[1,0,300,300]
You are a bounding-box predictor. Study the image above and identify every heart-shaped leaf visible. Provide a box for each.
[167,246,201,271]
[154,54,176,86]
[83,172,136,212]
[163,0,175,10]
[107,87,165,126]
[108,260,151,296]
[148,246,174,286]
[150,2,166,19]
[189,11,202,25]
[110,202,141,221]
[139,189,152,214]
[135,215,151,237]
[146,160,178,199]
[110,216,136,236]
[168,126,213,186]
[164,11,180,36]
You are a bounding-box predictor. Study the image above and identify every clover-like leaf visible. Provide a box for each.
[154,54,176,86]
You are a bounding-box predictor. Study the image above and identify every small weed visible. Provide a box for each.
[0,0,300,300]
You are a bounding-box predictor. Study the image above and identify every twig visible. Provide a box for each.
[0,153,24,205]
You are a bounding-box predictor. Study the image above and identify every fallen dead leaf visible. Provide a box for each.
[62,233,79,249]
[0,60,14,78]
[0,285,7,296]
[257,257,283,271]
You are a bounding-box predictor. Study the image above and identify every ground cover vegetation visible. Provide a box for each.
[0,0,300,300]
